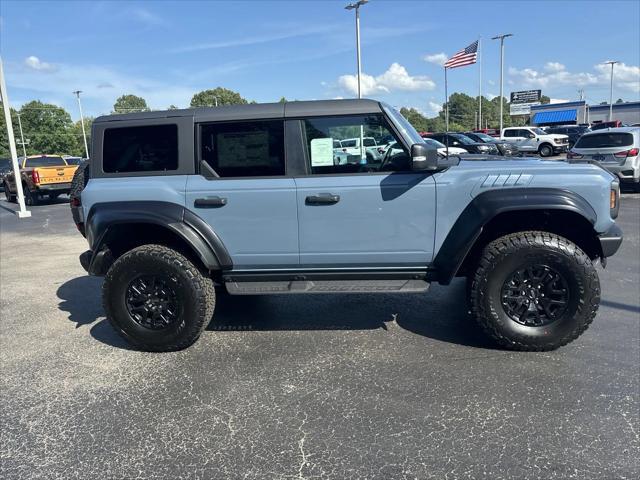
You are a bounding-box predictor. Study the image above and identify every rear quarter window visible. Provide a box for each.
[575,133,634,149]
[103,125,178,173]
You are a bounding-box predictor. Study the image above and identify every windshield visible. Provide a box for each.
[383,105,424,145]
[473,132,494,141]
[575,132,634,149]
[532,128,547,135]
[23,156,66,168]
[450,133,476,145]
[423,138,445,148]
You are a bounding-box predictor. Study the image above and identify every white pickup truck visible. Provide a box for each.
[501,127,569,157]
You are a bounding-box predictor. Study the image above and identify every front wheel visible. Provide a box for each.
[103,244,215,351]
[539,144,553,157]
[469,231,600,351]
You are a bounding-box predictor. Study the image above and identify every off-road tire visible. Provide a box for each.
[469,231,600,351]
[539,143,553,157]
[69,161,90,203]
[103,244,215,352]
[3,183,16,202]
[24,188,38,206]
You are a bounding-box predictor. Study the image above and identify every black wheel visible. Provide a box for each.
[69,161,90,204]
[539,144,553,157]
[24,188,39,206]
[103,244,215,351]
[469,231,600,351]
[3,183,16,202]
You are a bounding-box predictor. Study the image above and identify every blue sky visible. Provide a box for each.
[1,0,639,120]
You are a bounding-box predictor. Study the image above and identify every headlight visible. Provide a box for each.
[477,144,490,151]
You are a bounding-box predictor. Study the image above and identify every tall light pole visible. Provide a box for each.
[16,112,27,157]
[491,33,513,135]
[73,90,90,158]
[0,57,31,218]
[603,61,618,121]
[345,0,368,99]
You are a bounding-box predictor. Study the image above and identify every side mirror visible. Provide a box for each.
[411,143,439,171]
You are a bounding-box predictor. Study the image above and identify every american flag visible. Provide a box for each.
[444,40,478,69]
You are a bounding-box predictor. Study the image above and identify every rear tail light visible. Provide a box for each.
[567,151,583,159]
[31,170,40,184]
[614,148,639,158]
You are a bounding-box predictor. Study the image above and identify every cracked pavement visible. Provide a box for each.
[0,194,638,479]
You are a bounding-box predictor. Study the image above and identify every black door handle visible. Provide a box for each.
[194,196,227,208]
[305,194,340,205]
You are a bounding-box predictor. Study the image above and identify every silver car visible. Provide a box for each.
[568,127,639,190]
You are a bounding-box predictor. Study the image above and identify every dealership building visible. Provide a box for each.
[529,100,640,126]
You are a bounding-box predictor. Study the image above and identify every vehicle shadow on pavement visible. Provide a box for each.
[209,280,495,349]
[56,276,494,350]
[56,275,133,350]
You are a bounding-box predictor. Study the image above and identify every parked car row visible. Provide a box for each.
[567,127,640,191]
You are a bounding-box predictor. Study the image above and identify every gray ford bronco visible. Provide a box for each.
[71,99,623,352]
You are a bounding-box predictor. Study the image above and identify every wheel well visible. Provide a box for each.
[457,209,602,277]
[101,223,212,275]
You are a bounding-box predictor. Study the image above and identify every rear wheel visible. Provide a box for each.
[3,183,16,202]
[469,231,600,351]
[24,188,38,206]
[539,144,553,157]
[103,244,215,351]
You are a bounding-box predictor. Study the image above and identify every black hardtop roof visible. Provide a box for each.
[94,98,384,124]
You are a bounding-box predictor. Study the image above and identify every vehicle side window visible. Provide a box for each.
[103,125,178,173]
[521,129,534,138]
[200,120,285,177]
[504,130,515,137]
[301,114,407,174]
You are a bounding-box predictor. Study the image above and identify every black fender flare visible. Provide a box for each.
[85,201,232,273]
[432,188,597,285]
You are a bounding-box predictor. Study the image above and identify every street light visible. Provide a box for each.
[603,60,619,121]
[345,0,368,99]
[73,90,90,158]
[491,33,513,135]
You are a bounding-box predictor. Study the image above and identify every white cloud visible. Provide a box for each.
[509,61,640,93]
[423,53,447,67]
[7,61,194,116]
[544,62,565,73]
[129,7,168,27]
[549,98,569,104]
[425,101,442,116]
[24,56,56,72]
[338,63,435,96]
[485,93,497,100]
[594,62,640,92]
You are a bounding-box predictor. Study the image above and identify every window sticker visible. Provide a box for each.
[310,137,335,167]
[217,131,270,167]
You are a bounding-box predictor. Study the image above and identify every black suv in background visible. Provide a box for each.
[546,125,591,148]
[463,132,519,156]
[424,132,500,155]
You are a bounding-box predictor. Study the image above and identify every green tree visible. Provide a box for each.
[190,87,249,107]
[71,117,93,157]
[540,95,551,104]
[278,97,288,103]
[616,98,624,103]
[167,104,178,110]
[400,107,429,132]
[13,101,77,155]
[113,94,149,113]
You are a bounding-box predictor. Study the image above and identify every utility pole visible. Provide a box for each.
[603,61,618,121]
[0,57,31,218]
[491,33,513,135]
[16,112,27,157]
[73,90,90,158]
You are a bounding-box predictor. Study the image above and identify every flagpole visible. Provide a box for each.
[444,66,449,155]
[478,37,482,130]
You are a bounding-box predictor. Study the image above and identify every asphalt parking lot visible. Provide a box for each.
[0,193,638,480]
